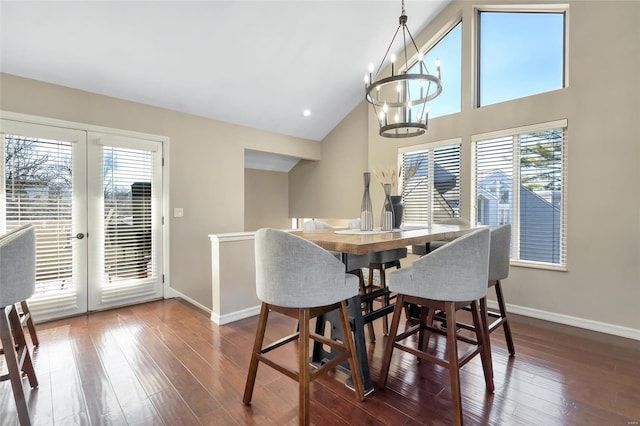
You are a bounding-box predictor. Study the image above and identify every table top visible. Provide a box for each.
[291,223,481,255]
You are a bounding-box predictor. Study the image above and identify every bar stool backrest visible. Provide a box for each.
[392,228,490,302]
[489,224,511,284]
[254,228,358,308]
[0,224,36,308]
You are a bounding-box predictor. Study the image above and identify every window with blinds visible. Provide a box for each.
[399,141,461,225]
[2,134,75,298]
[473,120,567,268]
[90,138,162,306]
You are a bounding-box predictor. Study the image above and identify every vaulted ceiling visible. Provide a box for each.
[0,1,450,143]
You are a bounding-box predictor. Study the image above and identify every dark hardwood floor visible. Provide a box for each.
[1,298,639,425]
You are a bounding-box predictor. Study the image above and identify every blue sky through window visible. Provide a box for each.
[409,22,462,119]
[479,12,565,106]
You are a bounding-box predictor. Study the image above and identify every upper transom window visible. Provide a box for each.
[478,10,566,107]
[408,21,462,120]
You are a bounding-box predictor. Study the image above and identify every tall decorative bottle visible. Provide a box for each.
[380,183,395,231]
[360,172,373,231]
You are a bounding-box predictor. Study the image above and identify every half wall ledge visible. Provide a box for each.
[209,232,261,325]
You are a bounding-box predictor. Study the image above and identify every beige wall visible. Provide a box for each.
[0,73,321,310]
[244,168,291,231]
[289,102,368,218]
[293,0,640,333]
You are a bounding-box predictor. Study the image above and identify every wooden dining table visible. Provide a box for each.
[292,223,481,394]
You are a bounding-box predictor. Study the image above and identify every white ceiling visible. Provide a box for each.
[0,0,449,168]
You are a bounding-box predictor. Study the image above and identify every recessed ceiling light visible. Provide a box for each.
[303,109,311,117]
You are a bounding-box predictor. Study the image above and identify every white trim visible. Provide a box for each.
[398,137,463,155]
[162,135,171,301]
[211,305,261,325]
[475,4,569,13]
[164,286,180,299]
[94,133,160,151]
[511,260,567,272]
[208,232,256,243]
[471,119,568,143]
[488,300,640,341]
[167,290,211,315]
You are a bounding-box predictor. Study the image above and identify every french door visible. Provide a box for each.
[1,119,164,321]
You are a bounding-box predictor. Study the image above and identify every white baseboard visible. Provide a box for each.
[169,288,639,340]
[167,288,212,314]
[211,305,261,325]
[488,300,640,341]
[167,287,260,325]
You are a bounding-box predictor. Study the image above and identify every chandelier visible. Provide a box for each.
[365,0,443,138]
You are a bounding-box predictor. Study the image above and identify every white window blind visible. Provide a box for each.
[90,139,162,305]
[400,142,461,225]
[473,120,567,268]
[2,134,77,301]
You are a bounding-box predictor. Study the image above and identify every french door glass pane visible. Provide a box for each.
[2,133,82,315]
[89,136,162,309]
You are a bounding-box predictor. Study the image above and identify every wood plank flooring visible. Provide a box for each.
[1,298,639,425]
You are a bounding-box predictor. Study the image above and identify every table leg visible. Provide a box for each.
[311,294,374,395]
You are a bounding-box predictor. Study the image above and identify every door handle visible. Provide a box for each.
[74,233,85,240]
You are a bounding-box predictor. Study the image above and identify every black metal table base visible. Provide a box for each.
[310,288,395,395]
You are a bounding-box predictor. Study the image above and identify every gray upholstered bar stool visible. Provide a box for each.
[243,229,364,425]
[411,217,471,256]
[484,224,515,355]
[301,219,375,339]
[445,224,515,357]
[378,228,493,426]
[408,218,470,322]
[0,224,39,426]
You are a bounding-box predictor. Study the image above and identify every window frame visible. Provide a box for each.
[474,4,569,108]
[471,119,568,271]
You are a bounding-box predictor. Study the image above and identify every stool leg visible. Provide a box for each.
[474,300,494,391]
[378,294,405,390]
[20,301,39,347]
[338,301,364,401]
[1,307,32,426]
[364,266,376,342]
[299,308,310,425]
[379,266,389,335]
[8,305,38,388]
[495,281,515,355]
[445,302,463,426]
[243,303,269,405]
[417,306,429,363]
